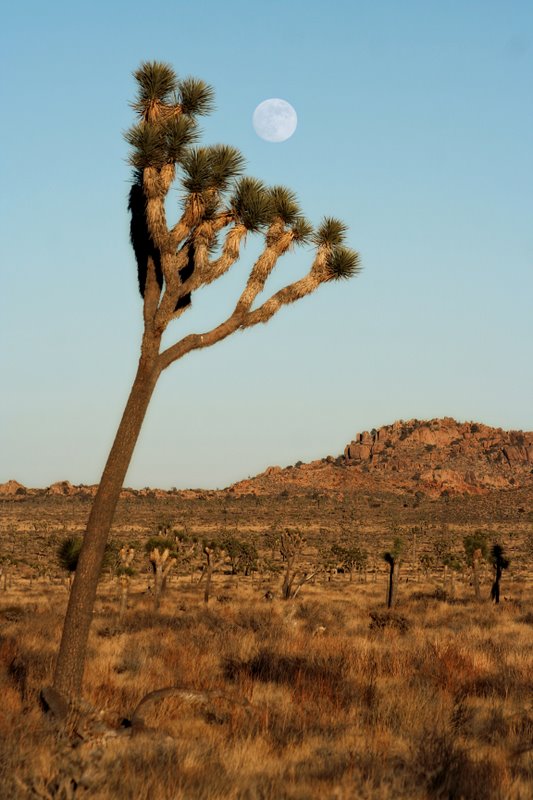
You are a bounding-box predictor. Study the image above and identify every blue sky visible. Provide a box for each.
[1,0,532,489]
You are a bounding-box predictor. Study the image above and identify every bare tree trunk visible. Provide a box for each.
[491,564,502,604]
[204,562,213,604]
[450,569,456,600]
[390,559,400,608]
[203,547,213,605]
[386,559,395,609]
[154,563,163,610]
[472,550,481,601]
[282,558,294,600]
[53,342,161,701]
[119,576,129,620]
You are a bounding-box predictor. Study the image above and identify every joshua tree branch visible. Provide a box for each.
[158,258,327,370]
[241,272,321,328]
[201,222,248,286]
[234,226,293,314]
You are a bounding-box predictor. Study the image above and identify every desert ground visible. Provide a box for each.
[0,488,532,799]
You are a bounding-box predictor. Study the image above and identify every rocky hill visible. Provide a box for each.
[2,418,532,501]
[228,418,533,498]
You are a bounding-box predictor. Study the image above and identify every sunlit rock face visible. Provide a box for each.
[229,418,533,498]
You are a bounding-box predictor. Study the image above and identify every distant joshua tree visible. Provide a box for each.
[144,536,178,610]
[117,546,135,619]
[463,531,488,601]
[57,537,83,587]
[384,536,404,608]
[279,529,318,600]
[51,62,360,702]
[57,536,113,588]
[490,544,509,604]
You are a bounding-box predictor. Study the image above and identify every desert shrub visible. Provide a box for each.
[414,731,504,800]
[369,610,410,634]
[0,605,36,623]
[224,649,348,695]
[464,666,523,699]
[295,599,346,631]
[232,606,279,635]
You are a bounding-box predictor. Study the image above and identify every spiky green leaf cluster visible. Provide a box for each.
[291,217,314,245]
[491,544,510,569]
[126,116,198,169]
[311,216,360,280]
[325,246,361,280]
[179,77,215,116]
[180,145,245,195]
[57,536,82,574]
[268,186,301,225]
[57,536,114,574]
[313,217,349,248]
[133,61,179,106]
[144,536,176,553]
[180,148,214,193]
[206,145,246,191]
[165,117,199,163]
[230,177,273,231]
[117,565,135,577]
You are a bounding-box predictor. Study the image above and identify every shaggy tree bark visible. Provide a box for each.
[50,61,360,704]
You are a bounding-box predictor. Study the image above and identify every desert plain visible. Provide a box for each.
[0,417,532,799]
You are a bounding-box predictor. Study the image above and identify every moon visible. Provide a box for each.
[253,99,297,142]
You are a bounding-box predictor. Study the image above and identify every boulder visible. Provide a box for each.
[0,480,26,495]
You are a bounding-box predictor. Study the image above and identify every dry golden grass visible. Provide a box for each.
[1,570,532,799]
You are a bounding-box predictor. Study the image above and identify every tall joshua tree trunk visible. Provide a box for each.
[53,336,161,699]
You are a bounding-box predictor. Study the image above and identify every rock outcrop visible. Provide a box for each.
[229,418,533,497]
[0,480,27,495]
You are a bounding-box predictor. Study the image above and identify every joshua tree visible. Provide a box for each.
[219,533,258,576]
[419,553,434,580]
[279,529,317,599]
[150,547,177,610]
[433,529,458,596]
[441,553,463,600]
[117,546,135,619]
[383,536,404,608]
[58,536,113,589]
[51,61,360,702]
[463,531,488,601]
[145,536,177,610]
[331,542,368,582]
[0,555,13,591]
[490,544,509,604]
[57,536,83,588]
[201,540,224,604]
